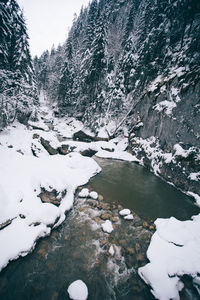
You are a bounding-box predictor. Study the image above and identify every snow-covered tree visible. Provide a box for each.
[0,0,38,129]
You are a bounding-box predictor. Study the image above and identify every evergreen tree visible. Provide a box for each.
[0,0,38,129]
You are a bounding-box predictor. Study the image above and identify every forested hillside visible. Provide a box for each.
[0,0,38,129]
[35,0,200,195]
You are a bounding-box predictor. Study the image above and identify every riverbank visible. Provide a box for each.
[0,101,200,299]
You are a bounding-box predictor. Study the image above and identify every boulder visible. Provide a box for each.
[40,137,58,155]
[33,133,40,139]
[38,188,60,206]
[73,130,109,142]
[80,149,97,157]
[57,144,76,155]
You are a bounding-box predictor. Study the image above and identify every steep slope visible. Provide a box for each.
[36,0,200,198]
[0,0,38,129]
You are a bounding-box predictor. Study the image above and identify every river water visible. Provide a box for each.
[0,158,199,300]
[90,157,200,221]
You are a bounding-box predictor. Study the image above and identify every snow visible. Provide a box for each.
[109,245,115,256]
[89,191,98,200]
[28,119,49,131]
[138,214,200,300]
[188,172,200,181]
[96,149,139,162]
[124,214,134,220]
[0,96,147,271]
[119,209,131,216]
[116,138,129,151]
[0,218,50,271]
[148,75,163,92]
[153,100,177,115]
[78,188,89,198]
[67,280,88,300]
[101,220,114,233]
[0,123,101,271]
[186,192,200,206]
[173,144,196,159]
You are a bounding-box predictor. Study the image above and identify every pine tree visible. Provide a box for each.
[0,0,38,129]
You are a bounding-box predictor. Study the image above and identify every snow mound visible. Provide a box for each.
[119,209,131,216]
[138,214,200,300]
[102,220,113,233]
[67,280,88,300]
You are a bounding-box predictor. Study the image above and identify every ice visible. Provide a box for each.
[119,209,131,216]
[101,220,113,233]
[78,188,89,198]
[67,280,88,300]
[138,214,200,299]
[89,191,98,200]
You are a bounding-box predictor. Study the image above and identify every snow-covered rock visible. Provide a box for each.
[67,280,88,300]
[89,191,98,200]
[101,220,113,233]
[138,214,200,300]
[119,209,131,216]
[78,188,89,198]
[109,245,115,256]
[124,214,134,220]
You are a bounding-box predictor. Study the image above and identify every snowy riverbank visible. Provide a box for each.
[0,107,200,299]
[0,106,138,272]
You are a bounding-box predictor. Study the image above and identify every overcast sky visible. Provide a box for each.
[17,0,90,58]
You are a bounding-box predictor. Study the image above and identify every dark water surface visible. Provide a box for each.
[0,157,199,300]
[90,157,200,221]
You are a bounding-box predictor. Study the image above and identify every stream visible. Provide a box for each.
[0,157,199,300]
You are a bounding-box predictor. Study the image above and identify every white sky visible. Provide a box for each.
[17,0,90,57]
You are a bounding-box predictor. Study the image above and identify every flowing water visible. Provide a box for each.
[0,158,199,300]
